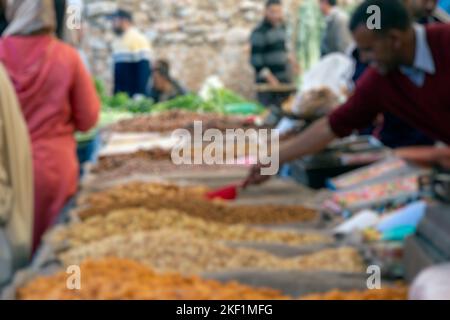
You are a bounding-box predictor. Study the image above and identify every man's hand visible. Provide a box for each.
[260,68,280,86]
[395,147,450,169]
[266,72,281,86]
[243,117,337,188]
[288,54,300,77]
[243,164,273,189]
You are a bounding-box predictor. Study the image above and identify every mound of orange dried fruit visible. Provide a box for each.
[300,286,408,300]
[18,258,290,300]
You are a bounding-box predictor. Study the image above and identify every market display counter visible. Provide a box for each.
[7,110,436,301]
[404,203,450,281]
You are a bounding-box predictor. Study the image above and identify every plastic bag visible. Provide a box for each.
[409,263,450,300]
[293,53,354,116]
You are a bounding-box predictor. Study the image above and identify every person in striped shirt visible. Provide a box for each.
[111,9,152,98]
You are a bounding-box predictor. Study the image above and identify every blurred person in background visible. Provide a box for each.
[405,0,443,24]
[0,0,100,252]
[63,0,91,71]
[0,61,33,286]
[319,0,353,56]
[148,59,186,103]
[0,3,6,35]
[250,0,297,107]
[111,9,152,98]
[53,0,66,39]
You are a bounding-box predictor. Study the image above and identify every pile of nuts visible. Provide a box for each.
[93,142,260,173]
[77,182,207,207]
[18,258,290,300]
[107,110,259,134]
[77,182,318,225]
[49,208,331,249]
[88,159,247,184]
[94,149,174,172]
[300,286,408,300]
[58,230,365,275]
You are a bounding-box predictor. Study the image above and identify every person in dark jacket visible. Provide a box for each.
[319,0,353,56]
[0,4,7,35]
[406,0,443,24]
[250,0,296,107]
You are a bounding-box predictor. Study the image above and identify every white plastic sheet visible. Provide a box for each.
[293,53,355,115]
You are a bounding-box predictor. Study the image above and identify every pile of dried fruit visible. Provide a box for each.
[94,149,173,172]
[18,258,290,300]
[300,286,408,300]
[93,142,260,173]
[49,208,331,249]
[76,182,318,225]
[58,230,365,274]
[107,110,259,134]
[77,182,207,207]
[87,159,248,184]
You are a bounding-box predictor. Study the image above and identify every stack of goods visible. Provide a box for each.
[293,87,340,119]
[48,208,331,249]
[75,182,319,225]
[323,175,421,214]
[300,286,408,300]
[57,230,365,275]
[17,258,289,300]
[329,158,410,190]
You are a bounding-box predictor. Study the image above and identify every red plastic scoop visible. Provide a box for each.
[205,183,242,201]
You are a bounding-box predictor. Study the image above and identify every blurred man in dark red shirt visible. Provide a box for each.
[246,0,450,186]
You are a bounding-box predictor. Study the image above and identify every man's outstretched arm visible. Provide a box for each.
[244,117,337,187]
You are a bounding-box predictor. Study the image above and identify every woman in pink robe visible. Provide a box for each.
[0,0,100,251]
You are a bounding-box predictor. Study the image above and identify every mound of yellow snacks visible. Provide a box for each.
[77,182,318,225]
[50,208,330,249]
[58,230,365,275]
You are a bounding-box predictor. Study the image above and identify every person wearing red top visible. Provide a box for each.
[0,0,100,251]
[245,0,450,186]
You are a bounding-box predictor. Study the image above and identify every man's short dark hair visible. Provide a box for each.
[113,9,133,22]
[350,0,411,33]
[266,0,282,8]
[325,0,337,6]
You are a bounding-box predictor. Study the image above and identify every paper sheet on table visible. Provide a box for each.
[377,201,427,233]
[99,133,182,156]
[333,210,380,235]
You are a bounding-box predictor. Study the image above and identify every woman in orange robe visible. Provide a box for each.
[0,0,100,251]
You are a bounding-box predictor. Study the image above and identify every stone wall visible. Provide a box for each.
[82,0,305,98]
